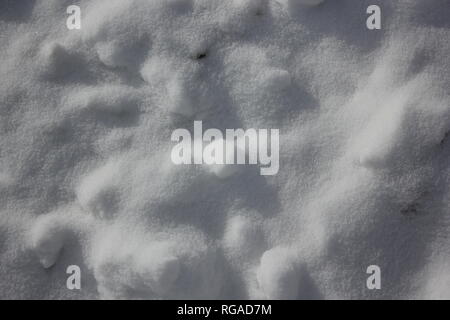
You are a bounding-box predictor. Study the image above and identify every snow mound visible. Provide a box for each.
[28,208,90,268]
[223,214,265,261]
[276,0,325,14]
[90,225,222,299]
[348,64,450,170]
[256,246,302,299]
[29,214,67,268]
[130,153,210,212]
[134,242,181,297]
[65,86,140,115]
[232,0,268,16]
[38,42,82,80]
[0,0,449,300]
[203,138,244,179]
[76,158,125,218]
[140,56,211,117]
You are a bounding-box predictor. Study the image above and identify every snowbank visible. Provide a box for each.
[0,0,449,299]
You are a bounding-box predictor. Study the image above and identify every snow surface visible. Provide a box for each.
[0,0,450,299]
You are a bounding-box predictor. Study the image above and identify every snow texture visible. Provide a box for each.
[0,0,449,299]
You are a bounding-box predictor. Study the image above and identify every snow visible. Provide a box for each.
[29,213,67,269]
[0,171,13,188]
[75,158,124,218]
[223,214,265,260]
[276,0,325,13]
[0,0,450,300]
[90,225,222,299]
[133,242,181,296]
[38,42,81,80]
[203,138,244,178]
[256,246,302,299]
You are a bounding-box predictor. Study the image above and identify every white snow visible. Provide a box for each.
[256,247,302,299]
[90,225,222,299]
[133,242,181,297]
[29,214,67,269]
[276,0,325,12]
[65,85,140,114]
[223,214,265,260]
[0,0,449,300]
[75,158,125,218]
[0,171,13,188]
[203,138,244,178]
